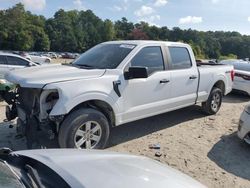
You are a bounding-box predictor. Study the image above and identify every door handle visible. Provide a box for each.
[189,75,197,80]
[160,79,170,84]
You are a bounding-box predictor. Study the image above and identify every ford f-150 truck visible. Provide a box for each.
[4,41,234,149]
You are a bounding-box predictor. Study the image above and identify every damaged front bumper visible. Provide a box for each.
[5,87,63,148]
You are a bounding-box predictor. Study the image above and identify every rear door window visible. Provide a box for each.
[6,56,29,66]
[169,47,192,70]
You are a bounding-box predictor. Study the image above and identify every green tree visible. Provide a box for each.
[114,17,134,39]
[1,3,250,59]
[102,19,115,41]
[0,3,49,51]
[128,28,149,40]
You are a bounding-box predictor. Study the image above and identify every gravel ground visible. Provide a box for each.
[0,93,250,188]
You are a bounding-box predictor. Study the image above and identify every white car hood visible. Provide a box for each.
[14,149,206,188]
[5,64,106,88]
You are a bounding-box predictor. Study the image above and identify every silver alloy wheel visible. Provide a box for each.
[211,92,221,111]
[74,121,102,149]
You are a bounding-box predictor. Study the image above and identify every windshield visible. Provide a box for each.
[73,43,136,69]
[0,161,23,188]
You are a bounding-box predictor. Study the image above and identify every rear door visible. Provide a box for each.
[6,56,30,71]
[0,56,9,75]
[166,46,199,109]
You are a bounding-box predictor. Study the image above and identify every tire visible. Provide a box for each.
[58,108,110,149]
[202,87,222,115]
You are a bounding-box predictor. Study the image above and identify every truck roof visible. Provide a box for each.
[103,40,189,47]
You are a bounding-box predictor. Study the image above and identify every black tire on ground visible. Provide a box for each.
[202,87,223,115]
[58,108,110,149]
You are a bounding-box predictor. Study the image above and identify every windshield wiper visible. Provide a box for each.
[74,64,95,69]
[25,164,44,188]
[62,63,96,69]
[61,62,73,66]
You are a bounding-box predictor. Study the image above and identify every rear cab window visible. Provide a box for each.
[131,46,165,75]
[168,47,192,70]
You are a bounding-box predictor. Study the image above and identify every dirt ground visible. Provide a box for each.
[0,92,250,188]
[51,58,74,64]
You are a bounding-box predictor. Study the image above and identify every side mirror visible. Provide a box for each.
[124,66,148,80]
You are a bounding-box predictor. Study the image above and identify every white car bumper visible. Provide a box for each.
[233,80,250,95]
[238,110,250,144]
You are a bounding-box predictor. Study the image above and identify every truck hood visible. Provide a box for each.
[14,149,206,188]
[5,64,106,88]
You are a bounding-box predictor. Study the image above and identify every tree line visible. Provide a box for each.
[0,3,249,59]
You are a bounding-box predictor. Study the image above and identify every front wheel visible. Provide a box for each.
[58,108,110,149]
[202,87,222,115]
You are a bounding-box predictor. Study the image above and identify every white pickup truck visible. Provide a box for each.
[5,41,234,149]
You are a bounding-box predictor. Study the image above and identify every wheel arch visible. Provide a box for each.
[50,92,119,123]
[69,99,116,127]
[212,80,226,95]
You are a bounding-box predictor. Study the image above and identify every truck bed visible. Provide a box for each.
[197,62,228,66]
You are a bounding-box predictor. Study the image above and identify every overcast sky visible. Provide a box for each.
[1,0,250,35]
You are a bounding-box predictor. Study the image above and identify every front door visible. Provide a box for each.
[119,46,171,123]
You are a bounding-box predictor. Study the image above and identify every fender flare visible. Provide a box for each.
[208,75,226,95]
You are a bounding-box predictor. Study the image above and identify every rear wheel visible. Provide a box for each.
[202,87,222,115]
[58,108,110,149]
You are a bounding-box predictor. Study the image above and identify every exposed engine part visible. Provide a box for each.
[0,148,12,155]
[5,105,17,121]
[18,116,56,149]
[5,87,60,148]
[25,116,40,149]
[1,90,17,105]
[16,118,26,136]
